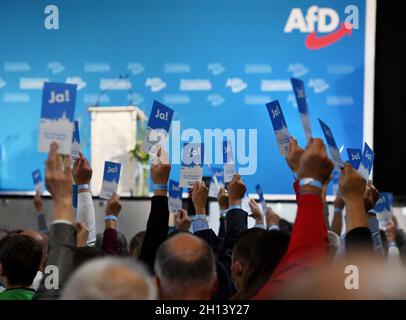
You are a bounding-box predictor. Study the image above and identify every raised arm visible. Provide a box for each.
[101,193,122,255]
[33,191,48,233]
[72,152,96,246]
[36,143,76,299]
[253,138,333,299]
[139,149,171,273]
[331,195,344,236]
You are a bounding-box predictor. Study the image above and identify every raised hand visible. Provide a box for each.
[217,187,229,211]
[334,194,345,211]
[285,136,304,174]
[339,163,366,201]
[385,221,397,243]
[106,192,122,217]
[45,142,73,221]
[75,221,89,247]
[248,199,264,225]
[266,207,280,227]
[298,138,334,185]
[192,181,209,214]
[72,152,93,185]
[339,163,368,230]
[33,191,44,213]
[363,181,380,212]
[175,208,192,232]
[151,146,171,186]
[228,174,247,206]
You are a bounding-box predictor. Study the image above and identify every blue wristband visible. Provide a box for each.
[78,184,89,191]
[104,215,117,221]
[299,178,323,190]
[154,184,168,191]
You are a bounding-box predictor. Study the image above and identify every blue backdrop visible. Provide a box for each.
[0,0,370,195]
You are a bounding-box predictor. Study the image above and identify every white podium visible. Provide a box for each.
[88,106,146,197]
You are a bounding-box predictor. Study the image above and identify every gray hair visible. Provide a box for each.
[154,233,216,296]
[61,257,157,300]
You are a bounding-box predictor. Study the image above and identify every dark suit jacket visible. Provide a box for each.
[139,196,169,273]
[195,208,248,299]
[34,222,76,300]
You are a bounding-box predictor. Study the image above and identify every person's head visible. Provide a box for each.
[61,257,157,299]
[95,231,128,256]
[20,229,48,272]
[231,228,267,290]
[129,231,146,259]
[73,246,105,269]
[154,232,217,300]
[233,230,290,300]
[0,235,42,288]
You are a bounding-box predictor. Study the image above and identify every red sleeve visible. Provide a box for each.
[101,228,118,255]
[252,190,328,299]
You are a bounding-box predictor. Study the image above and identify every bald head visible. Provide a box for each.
[61,257,157,300]
[166,233,207,260]
[154,232,217,300]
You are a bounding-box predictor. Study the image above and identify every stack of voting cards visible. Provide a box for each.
[319,119,343,168]
[180,143,204,188]
[346,148,362,170]
[255,184,268,214]
[168,180,182,213]
[358,143,374,181]
[223,140,236,183]
[71,120,81,161]
[32,169,44,194]
[291,78,312,142]
[38,82,77,155]
[141,100,174,154]
[266,100,290,156]
[100,161,121,199]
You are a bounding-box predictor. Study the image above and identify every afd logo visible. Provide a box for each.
[284,5,359,50]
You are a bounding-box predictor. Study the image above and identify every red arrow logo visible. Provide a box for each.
[305,22,352,50]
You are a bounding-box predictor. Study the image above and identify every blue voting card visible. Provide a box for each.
[358,143,374,181]
[168,180,183,213]
[319,119,342,168]
[180,143,204,187]
[223,140,236,183]
[38,82,77,155]
[374,192,392,226]
[346,148,362,170]
[208,165,225,197]
[71,120,81,161]
[291,78,312,142]
[141,100,174,153]
[100,161,121,199]
[32,169,44,194]
[72,184,78,209]
[266,100,290,156]
[255,184,268,214]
